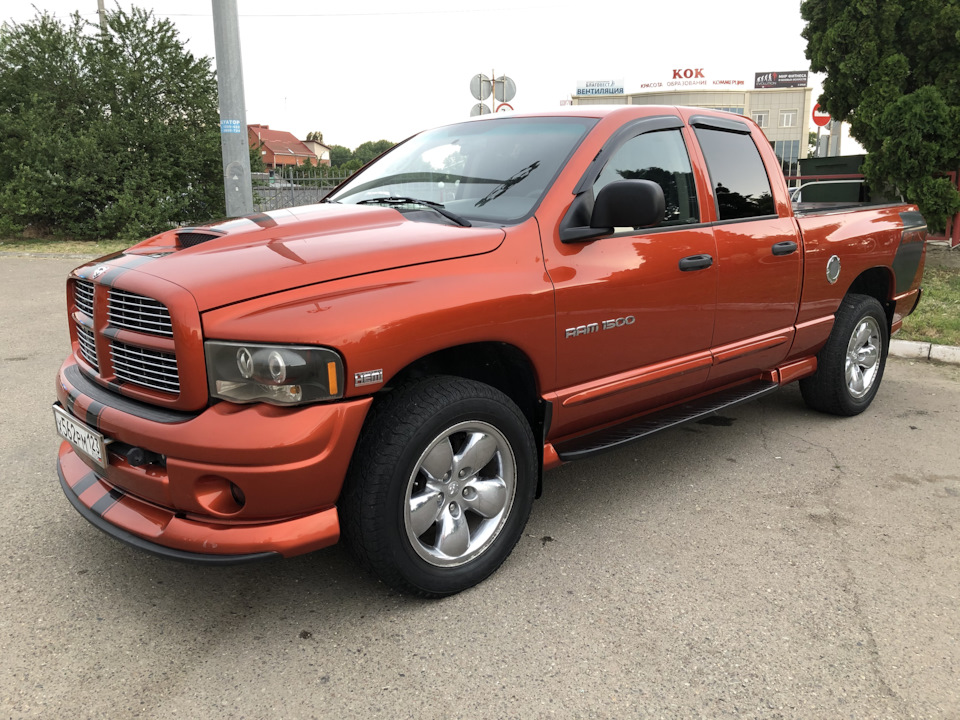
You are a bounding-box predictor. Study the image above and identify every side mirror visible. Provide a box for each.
[592,179,665,229]
[559,179,665,243]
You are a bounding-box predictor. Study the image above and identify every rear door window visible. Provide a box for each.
[694,128,775,220]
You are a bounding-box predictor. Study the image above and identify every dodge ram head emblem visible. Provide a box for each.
[92,265,108,279]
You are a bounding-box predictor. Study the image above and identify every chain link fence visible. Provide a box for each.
[251,172,353,212]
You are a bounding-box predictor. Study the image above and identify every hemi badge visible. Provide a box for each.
[354,369,383,387]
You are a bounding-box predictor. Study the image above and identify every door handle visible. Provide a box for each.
[771,241,798,256]
[678,254,714,271]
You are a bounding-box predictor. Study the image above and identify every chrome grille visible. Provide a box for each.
[109,341,180,394]
[76,323,98,370]
[74,280,95,317]
[108,289,173,337]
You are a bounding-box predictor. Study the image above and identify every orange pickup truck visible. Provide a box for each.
[54,106,926,596]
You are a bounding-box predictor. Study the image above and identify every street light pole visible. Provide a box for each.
[211,0,253,217]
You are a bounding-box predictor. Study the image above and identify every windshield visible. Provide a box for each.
[328,117,598,224]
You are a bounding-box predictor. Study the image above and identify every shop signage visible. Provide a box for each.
[576,79,625,96]
[635,70,745,90]
[754,71,809,89]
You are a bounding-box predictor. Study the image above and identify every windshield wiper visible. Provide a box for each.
[356,196,471,227]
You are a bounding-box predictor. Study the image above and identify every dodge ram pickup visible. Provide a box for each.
[54,106,927,596]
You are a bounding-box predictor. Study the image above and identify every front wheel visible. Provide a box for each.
[340,376,537,597]
[800,293,889,416]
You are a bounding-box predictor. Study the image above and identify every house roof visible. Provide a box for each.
[302,139,331,152]
[248,124,315,158]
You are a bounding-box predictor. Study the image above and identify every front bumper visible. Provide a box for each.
[55,356,372,562]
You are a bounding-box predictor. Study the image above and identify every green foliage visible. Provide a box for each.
[353,140,395,166]
[305,130,323,143]
[898,265,960,346]
[0,7,224,239]
[802,0,960,231]
[328,144,354,168]
[339,158,364,174]
[324,140,395,172]
[249,142,266,173]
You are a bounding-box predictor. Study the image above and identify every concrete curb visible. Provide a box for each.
[890,339,960,365]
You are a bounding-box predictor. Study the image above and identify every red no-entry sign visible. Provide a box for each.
[812,103,831,127]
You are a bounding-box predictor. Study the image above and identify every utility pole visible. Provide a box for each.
[211,0,253,217]
[97,0,107,31]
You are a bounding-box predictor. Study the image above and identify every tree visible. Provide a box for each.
[249,141,266,173]
[802,0,960,231]
[305,130,324,143]
[324,139,395,172]
[0,7,224,239]
[354,139,395,166]
[328,144,353,168]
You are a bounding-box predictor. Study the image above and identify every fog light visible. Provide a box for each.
[195,475,245,515]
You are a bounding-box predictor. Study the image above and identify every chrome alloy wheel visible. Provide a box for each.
[845,315,882,398]
[404,421,517,567]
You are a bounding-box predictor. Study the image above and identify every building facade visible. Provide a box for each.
[248,124,317,170]
[572,72,813,181]
[302,139,332,166]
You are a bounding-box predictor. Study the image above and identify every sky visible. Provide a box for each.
[5,0,859,152]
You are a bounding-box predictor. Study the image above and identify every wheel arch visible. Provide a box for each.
[380,342,551,495]
[844,266,896,328]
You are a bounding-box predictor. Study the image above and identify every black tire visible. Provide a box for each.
[340,376,537,597]
[800,293,889,416]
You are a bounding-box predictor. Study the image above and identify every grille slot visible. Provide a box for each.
[110,341,180,394]
[108,289,173,337]
[76,323,99,370]
[177,232,219,248]
[75,280,95,317]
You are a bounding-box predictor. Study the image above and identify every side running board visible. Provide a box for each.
[553,380,779,461]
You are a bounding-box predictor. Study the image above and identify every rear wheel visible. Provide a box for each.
[800,293,889,416]
[341,376,537,597]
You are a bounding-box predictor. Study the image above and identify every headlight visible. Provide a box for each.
[205,341,345,406]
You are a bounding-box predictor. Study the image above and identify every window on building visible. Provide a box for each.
[693,128,775,220]
[752,111,769,128]
[774,139,801,180]
[779,110,798,128]
[593,129,699,226]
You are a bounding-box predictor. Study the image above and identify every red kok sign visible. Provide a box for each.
[812,103,831,127]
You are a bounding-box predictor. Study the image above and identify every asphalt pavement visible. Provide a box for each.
[1,255,958,719]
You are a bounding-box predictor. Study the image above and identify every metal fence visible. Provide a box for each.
[251,172,353,212]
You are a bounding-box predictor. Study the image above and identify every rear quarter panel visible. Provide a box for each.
[795,205,925,325]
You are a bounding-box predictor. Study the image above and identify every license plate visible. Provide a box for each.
[54,405,109,469]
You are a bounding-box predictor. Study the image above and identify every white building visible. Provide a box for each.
[573,71,814,179]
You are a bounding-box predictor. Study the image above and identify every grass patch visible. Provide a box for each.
[898,265,960,346]
[0,237,130,256]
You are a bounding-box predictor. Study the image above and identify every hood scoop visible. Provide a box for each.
[176,230,223,249]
